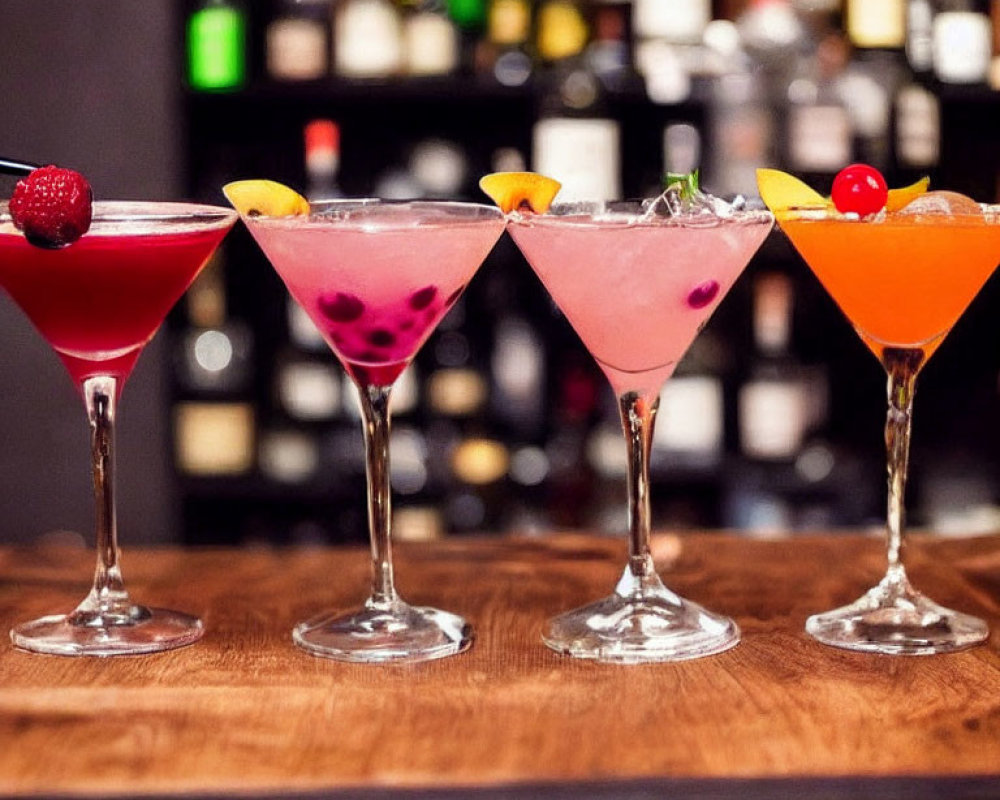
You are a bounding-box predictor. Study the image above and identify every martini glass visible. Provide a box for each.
[509,200,773,662]
[238,199,504,662]
[775,202,1000,654]
[0,201,237,656]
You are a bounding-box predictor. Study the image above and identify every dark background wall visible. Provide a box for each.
[0,1,180,543]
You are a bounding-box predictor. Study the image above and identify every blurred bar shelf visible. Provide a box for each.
[1,533,998,798]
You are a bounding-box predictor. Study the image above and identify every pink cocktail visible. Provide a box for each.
[510,200,773,662]
[240,199,504,663]
[1,201,236,656]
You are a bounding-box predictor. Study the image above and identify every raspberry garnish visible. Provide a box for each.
[8,165,93,249]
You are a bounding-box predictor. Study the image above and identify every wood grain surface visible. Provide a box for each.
[0,533,998,798]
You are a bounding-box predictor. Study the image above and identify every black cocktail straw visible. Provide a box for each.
[0,158,40,176]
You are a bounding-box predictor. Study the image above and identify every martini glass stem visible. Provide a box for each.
[72,375,134,622]
[619,390,660,587]
[882,348,922,585]
[358,382,398,606]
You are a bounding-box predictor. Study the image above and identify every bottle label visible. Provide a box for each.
[405,12,459,76]
[933,12,992,84]
[847,0,905,48]
[267,18,327,80]
[739,381,808,460]
[655,376,723,456]
[174,402,255,475]
[536,1,589,62]
[634,0,708,43]
[533,117,621,201]
[490,0,530,45]
[335,0,403,78]
[788,104,852,173]
[896,84,940,167]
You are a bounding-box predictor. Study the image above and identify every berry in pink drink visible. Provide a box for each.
[510,211,772,399]
[244,206,502,387]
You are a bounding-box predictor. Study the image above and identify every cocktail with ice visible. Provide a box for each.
[499,173,773,662]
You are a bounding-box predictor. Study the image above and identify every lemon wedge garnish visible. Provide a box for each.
[885,177,930,213]
[222,179,310,217]
[479,172,562,214]
[755,169,830,219]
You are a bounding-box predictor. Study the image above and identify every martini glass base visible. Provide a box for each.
[10,606,203,657]
[293,598,473,663]
[542,575,739,664]
[806,575,988,655]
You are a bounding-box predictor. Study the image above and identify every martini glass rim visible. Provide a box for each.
[508,199,774,229]
[242,197,505,228]
[0,200,238,231]
[777,203,1000,224]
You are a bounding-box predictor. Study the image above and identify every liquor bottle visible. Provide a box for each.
[186,0,248,91]
[634,0,708,45]
[846,0,906,49]
[906,0,935,75]
[993,0,1000,89]
[334,0,404,77]
[276,356,343,421]
[737,272,810,464]
[785,32,853,180]
[402,0,459,76]
[895,82,940,170]
[933,0,992,84]
[408,138,469,198]
[654,333,726,470]
[487,0,535,86]
[586,0,631,86]
[173,243,256,479]
[304,119,342,201]
[446,0,488,74]
[176,250,253,395]
[841,0,907,172]
[533,5,621,202]
[632,0,710,103]
[258,428,321,484]
[266,0,332,81]
[535,0,589,64]
[706,65,772,199]
[491,314,545,440]
[173,401,256,476]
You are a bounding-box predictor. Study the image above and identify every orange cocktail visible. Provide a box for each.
[760,164,1000,655]
[781,211,999,360]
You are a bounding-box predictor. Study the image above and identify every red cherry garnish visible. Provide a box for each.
[831,164,888,217]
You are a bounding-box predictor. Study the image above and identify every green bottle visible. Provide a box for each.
[187,0,247,91]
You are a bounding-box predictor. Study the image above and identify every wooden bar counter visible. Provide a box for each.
[1,533,999,798]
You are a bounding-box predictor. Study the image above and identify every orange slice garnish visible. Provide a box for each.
[755,168,830,219]
[479,172,562,214]
[885,177,930,213]
[759,168,936,218]
[222,179,310,217]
